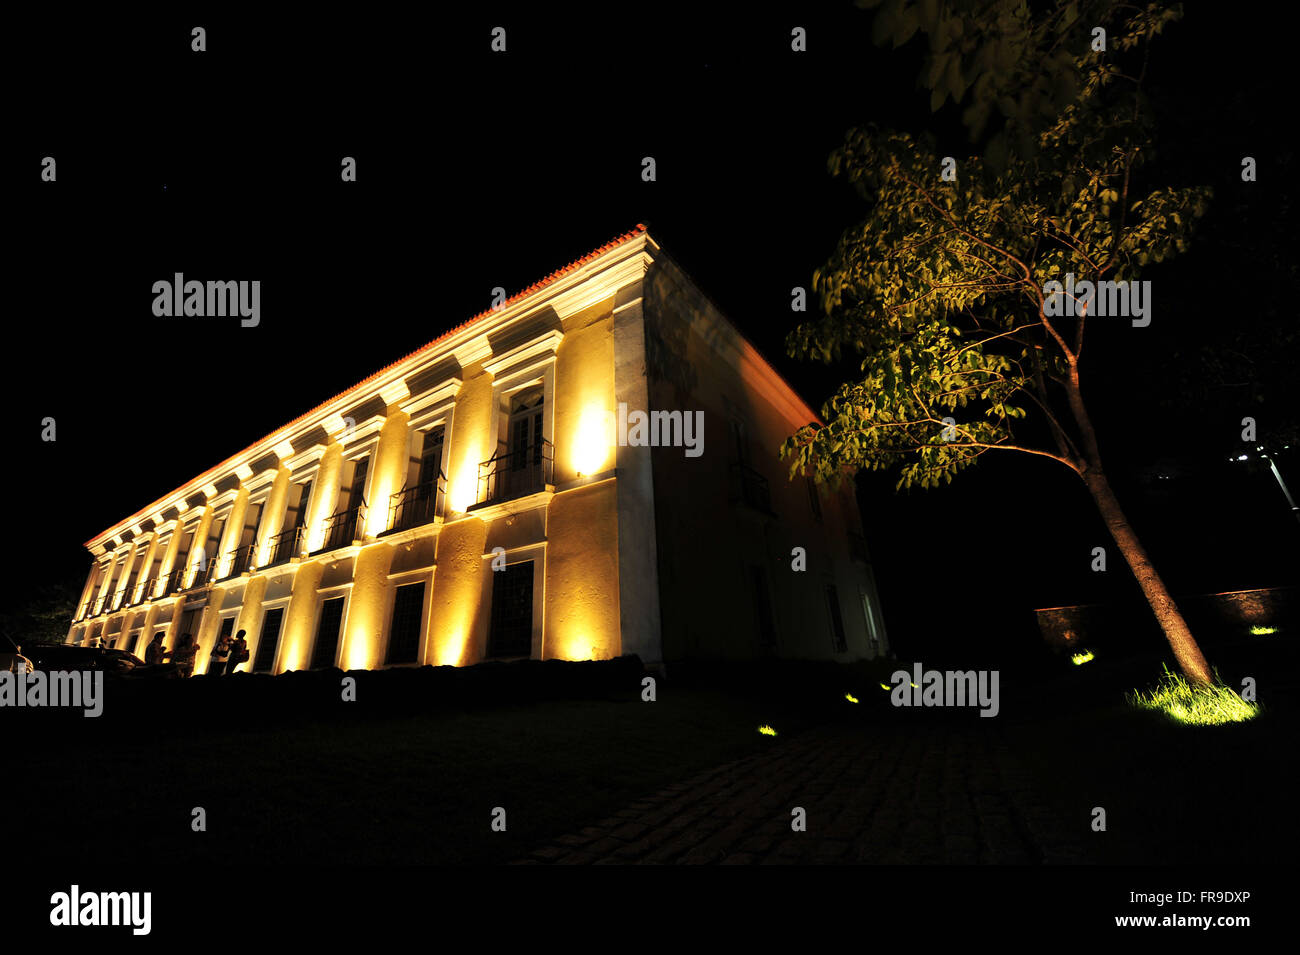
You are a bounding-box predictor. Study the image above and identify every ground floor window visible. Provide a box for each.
[386,581,426,665]
[487,561,533,658]
[750,566,776,650]
[253,607,285,672]
[825,583,847,653]
[310,597,346,669]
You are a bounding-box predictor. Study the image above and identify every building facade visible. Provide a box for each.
[67,226,889,673]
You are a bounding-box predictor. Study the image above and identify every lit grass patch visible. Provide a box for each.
[1071,649,1095,665]
[758,725,777,736]
[1127,667,1259,726]
[1250,625,1278,635]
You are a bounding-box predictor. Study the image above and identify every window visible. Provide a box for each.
[346,456,369,512]
[210,616,236,667]
[391,428,445,531]
[120,552,143,605]
[310,597,345,669]
[177,608,201,644]
[230,501,263,574]
[418,429,444,489]
[289,481,313,529]
[145,542,167,596]
[199,516,226,582]
[825,584,847,653]
[270,481,312,564]
[750,566,776,649]
[807,477,822,520]
[386,582,426,664]
[319,458,368,552]
[253,607,285,672]
[487,561,534,658]
[172,524,197,588]
[729,415,750,465]
[84,565,105,616]
[501,388,546,501]
[860,590,880,649]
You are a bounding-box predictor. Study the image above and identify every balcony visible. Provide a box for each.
[475,439,554,508]
[163,566,188,595]
[267,526,305,566]
[139,576,158,603]
[219,543,257,581]
[387,476,445,533]
[729,462,773,514]
[314,504,366,555]
[165,560,218,595]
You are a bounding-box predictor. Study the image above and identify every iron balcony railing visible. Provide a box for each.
[164,566,188,595]
[268,526,305,566]
[315,504,366,554]
[139,576,159,602]
[388,475,446,533]
[729,462,772,513]
[223,543,256,579]
[476,439,553,507]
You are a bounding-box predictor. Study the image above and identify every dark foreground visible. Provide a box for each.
[7,633,1297,866]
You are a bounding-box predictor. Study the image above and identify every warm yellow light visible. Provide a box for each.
[437,600,475,666]
[845,693,859,703]
[367,477,393,538]
[572,404,614,476]
[448,443,480,513]
[345,645,367,670]
[758,725,777,736]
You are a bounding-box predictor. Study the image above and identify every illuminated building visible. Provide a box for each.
[67,227,889,673]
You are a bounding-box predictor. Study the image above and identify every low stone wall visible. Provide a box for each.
[1035,587,1294,652]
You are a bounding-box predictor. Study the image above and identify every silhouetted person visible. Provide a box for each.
[166,633,198,678]
[226,630,249,675]
[210,632,232,676]
[145,631,165,664]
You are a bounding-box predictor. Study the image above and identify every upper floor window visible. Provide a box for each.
[478,385,552,506]
[390,427,445,531]
[316,456,369,553]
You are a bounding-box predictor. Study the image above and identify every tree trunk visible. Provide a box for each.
[1080,466,1214,685]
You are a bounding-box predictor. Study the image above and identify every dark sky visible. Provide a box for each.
[11,4,1297,653]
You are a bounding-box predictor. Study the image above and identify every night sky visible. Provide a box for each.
[12,4,1296,656]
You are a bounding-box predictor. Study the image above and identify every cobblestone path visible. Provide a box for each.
[513,721,1089,864]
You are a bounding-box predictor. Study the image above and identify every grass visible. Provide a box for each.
[1126,666,1259,725]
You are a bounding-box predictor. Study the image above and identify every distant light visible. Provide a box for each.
[1250,625,1278,635]
[1235,455,1249,461]
[758,725,777,736]
[844,693,859,703]
[1071,649,1095,665]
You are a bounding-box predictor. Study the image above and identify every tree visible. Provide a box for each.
[783,1,1218,682]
